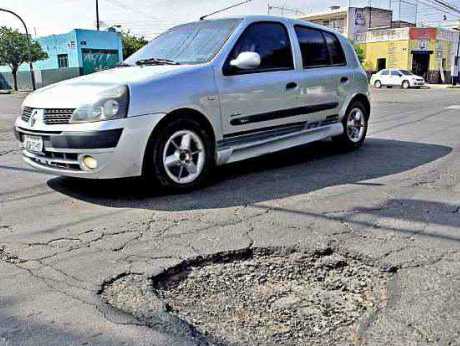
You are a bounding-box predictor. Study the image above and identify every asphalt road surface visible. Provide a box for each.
[1,88,460,345]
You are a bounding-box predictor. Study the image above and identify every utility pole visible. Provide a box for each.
[0,8,36,90]
[96,0,100,30]
[453,31,460,85]
[369,0,373,29]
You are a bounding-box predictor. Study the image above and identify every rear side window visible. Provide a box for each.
[294,26,329,68]
[380,70,389,75]
[226,22,294,73]
[323,32,346,65]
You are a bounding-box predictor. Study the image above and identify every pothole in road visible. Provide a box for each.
[102,248,393,345]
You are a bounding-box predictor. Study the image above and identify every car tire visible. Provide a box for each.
[332,101,368,150]
[143,117,215,191]
[374,80,382,88]
[402,80,410,89]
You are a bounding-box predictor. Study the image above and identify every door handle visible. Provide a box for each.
[340,77,349,84]
[286,82,298,90]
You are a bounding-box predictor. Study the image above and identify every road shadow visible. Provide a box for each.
[253,198,460,242]
[47,138,452,211]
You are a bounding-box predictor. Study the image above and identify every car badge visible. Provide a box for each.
[30,109,44,127]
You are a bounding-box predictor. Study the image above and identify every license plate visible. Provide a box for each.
[24,135,43,153]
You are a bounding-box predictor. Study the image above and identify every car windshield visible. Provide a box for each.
[400,70,414,75]
[124,19,241,66]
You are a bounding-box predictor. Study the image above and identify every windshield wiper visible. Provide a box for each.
[116,63,132,67]
[135,58,180,66]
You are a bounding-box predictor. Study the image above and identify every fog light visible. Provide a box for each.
[82,155,98,170]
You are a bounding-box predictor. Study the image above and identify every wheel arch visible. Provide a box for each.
[348,93,371,120]
[142,108,217,174]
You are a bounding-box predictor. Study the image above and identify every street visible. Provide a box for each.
[1,88,460,345]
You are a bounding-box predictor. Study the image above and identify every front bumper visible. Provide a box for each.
[411,80,425,86]
[15,113,166,179]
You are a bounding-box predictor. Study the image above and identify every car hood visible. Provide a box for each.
[23,64,200,109]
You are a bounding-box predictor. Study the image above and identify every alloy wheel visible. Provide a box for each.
[346,108,366,143]
[162,130,205,184]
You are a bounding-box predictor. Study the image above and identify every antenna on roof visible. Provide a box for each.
[200,0,254,21]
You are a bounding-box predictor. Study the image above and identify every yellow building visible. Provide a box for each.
[300,7,460,83]
[355,27,459,83]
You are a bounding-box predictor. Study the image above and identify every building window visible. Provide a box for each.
[58,54,69,68]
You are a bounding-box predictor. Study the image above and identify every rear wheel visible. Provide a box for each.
[402,80,410,89]
[332,101,368,150]
[374,80,382,88]
[144,118,214,191]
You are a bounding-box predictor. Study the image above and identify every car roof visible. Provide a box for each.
[202,15,345,38]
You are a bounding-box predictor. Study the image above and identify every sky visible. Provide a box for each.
[1,0,459,40]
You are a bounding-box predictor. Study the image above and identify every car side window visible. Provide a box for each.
[294,26,330,68]
[225,22,294,74]
[323,32,346,65]
[380,70,389,75]
[391,71,401,76]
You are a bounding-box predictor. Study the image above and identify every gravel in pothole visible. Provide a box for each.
[104,249,391,345]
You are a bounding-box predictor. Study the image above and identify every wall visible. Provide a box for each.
[34,31,80,70]
[0,68,81,90]
[348,7,393,39]
[359,40,411,71]
[0,29,123,90]
[0,31,79,73]
[300,6,393,39]
[76,29,123,71]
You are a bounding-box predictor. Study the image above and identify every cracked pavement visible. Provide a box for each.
[1,88,460,345]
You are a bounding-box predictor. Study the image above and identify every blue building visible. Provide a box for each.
[0,29,123,90]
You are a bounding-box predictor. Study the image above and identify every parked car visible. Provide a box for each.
[370,69,425,89]
[15,16,370,190]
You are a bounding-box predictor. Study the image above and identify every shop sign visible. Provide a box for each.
[410,28,436,40]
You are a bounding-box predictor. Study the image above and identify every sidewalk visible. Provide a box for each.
[426,83,460,89]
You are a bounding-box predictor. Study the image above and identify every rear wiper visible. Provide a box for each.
[135,58,180,66]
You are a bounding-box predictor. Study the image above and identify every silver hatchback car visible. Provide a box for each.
[15,16,370,190]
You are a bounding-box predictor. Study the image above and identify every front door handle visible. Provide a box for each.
[340,76,349,84]
[286,82,298,90]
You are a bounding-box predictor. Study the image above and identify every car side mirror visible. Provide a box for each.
[230,52,261,70]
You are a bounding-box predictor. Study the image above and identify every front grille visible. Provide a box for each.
[21,107,75,125]
[44,108,75,125]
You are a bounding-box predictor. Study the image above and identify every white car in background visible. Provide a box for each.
[370,69,425,89]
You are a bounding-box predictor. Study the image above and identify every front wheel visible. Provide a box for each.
[332,101,368,150]
[402,80,410,89]
[144,118,214,191]
[374,80,382,88]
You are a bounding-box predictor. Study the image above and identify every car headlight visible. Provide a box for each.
[70,85,129,123]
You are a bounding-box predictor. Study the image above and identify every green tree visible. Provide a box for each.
[353,44,365,64]
[121,30,148,59]
[0,26,48,91]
